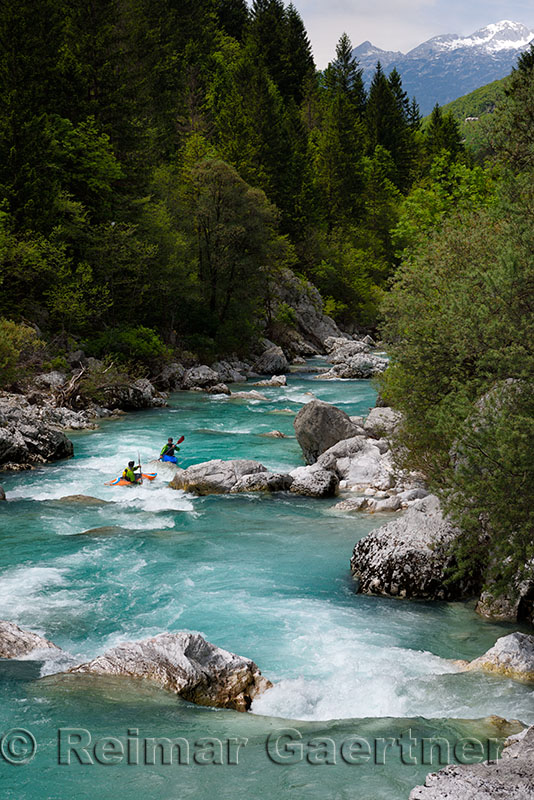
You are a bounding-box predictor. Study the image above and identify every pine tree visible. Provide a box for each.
[324,32,366,115]
[282,4,315,106]
[425,104,464,161]
[314,34,366,231]
[366,63,417,191]
[214,0,249,41]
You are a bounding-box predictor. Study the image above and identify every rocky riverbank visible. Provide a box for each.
[0,288,379,476]
[410,726,534,799]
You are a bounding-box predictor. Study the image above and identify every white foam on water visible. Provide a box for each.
[0,565,86,620]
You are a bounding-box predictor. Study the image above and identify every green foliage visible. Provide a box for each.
[0,318,44,385]
[85,326,171,366]
[0,0,447,354]
[45,262,110,333]
[311,232,383,327]
[43,355,69,372]
[425,76,508,156]
[424,104,464,164]
[441,382,534,590]
[380,54,534,588]
[275,302,297,328]
[392,153,495,257]
[77,358,132,407]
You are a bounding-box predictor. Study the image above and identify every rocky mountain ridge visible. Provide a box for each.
[353,20,534,114]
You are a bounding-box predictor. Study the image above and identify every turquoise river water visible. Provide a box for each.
[0,361,533,799]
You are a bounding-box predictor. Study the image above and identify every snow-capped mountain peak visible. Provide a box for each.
[352,20,534,115]
[438,20,534,53]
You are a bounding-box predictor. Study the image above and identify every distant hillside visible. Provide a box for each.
[439,76,509,123]
[423,76,509,155]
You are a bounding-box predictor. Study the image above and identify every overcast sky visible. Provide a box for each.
[286,0,534,67]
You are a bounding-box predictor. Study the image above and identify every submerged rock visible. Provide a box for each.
[410,726,534,800]
[0,620,60,658]
[466,633,534,683]
[229,390,268,402]
[57,495,109,506]
[169,459,268,495]
[259,430,287,438]
[77,526,126,536]
[293,400,360,464]
[350,495,478,600]
[67,632,271,712]
[0,485,5,501]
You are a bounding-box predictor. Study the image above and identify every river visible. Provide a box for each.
[1,361,532,799]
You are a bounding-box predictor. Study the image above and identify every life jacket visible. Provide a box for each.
[123,468,135,482]
[161,443,179,456]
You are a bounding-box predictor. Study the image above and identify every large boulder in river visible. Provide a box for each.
[409,726,534,800]
[169,459,268,495]
[289,465,339,498]
[156,362,185,391]
[465,633,534,683]
[231,471,293,493]
[101,378,167,409]
[67,632,271,712]
[211,361,247,384]
[182,365,219,390]
[0,420,73,466]
[253,345,289,376]
[476,569,534,626]
[363,407,402,439]
[350,495,479,600]
[316,435,395,490]
[293,400,360,464]
[0,620,60,658]
[316,354,388,380]
[325,338,370,362]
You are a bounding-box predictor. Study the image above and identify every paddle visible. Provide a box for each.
[138,450,143,485]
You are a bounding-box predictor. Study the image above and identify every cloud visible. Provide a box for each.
[291,0,437,66]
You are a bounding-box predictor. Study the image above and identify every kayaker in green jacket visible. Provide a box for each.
[159,437,182,464]
[122,460,142,483]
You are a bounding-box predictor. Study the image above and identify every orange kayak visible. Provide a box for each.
[105,473,157,486]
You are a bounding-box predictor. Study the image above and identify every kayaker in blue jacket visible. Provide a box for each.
[159,437,181,464]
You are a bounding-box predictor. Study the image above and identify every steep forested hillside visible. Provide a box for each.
[381,47,534,609]
[0,0,461,378]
